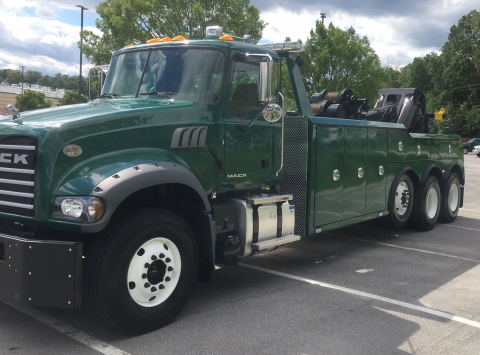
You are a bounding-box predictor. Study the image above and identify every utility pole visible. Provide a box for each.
[20,66,25,94]
[320,13,326,24]
[77,5,88,103]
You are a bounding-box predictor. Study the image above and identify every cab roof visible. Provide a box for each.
[113,39,280,60]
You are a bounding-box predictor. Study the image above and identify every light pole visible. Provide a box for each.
[320,13,326,24]
[20,65,25,94]
[77,5,88,103]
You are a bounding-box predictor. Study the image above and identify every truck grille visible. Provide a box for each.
[0,136,37,217]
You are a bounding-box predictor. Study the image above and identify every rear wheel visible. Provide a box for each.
[463,147,468,154]
[477,153,480,157]
[84,209,198,334]
[411,176,441,231]
[439,173,460,223]
[389,174,414,228]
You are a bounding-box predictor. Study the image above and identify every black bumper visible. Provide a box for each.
[0,233,82,308]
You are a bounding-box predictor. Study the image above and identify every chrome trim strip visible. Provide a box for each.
[0,189,34,198]
[0,144,35,150]
[0,167,34,174]
[0,178,34,186]
[0,200,34,209]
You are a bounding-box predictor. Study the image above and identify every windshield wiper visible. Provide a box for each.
[139,91,176,99]
[99,93,118,99]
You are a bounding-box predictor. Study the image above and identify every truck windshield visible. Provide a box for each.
[102,48,225,105]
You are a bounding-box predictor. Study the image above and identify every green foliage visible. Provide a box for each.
[0,69,22,84]
[59,90,89,105]
[301,22,386,104]
[82,0,267,65]
[15,90,52,112]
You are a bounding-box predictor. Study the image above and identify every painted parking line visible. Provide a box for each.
[443,224,480,233]
[239,263,480,329]
[2,300,130,355]
[459,208,480,212]
[356,239,480,263]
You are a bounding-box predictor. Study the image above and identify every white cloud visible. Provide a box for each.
[258,6,454,67]
[35,6,58,19]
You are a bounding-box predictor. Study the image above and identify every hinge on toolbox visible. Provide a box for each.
[246,194,293,205]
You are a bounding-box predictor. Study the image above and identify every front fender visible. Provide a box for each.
[53,149,210,233]
[54,148,188,195]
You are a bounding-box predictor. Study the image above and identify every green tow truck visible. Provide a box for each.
[0,26,464,333]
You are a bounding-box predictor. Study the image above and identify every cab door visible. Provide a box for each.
[223,59,275,182]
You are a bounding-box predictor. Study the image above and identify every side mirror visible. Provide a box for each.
[259,62,272,102]
[262,103,282,122]
[259,61,280,103]
[295,56,305,67]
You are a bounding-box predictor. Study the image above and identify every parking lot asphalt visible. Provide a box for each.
[1,154,480,355]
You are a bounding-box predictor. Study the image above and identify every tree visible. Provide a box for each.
[439,10,480,136]
[24,70,43,84]
[5,69,22,84]
[15,90,52,112]
[59,90,88,105]
[82,0,267,65]
[301,22,386,104]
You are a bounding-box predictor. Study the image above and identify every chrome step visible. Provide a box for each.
[252,235,301,251]
[246,194,293,205]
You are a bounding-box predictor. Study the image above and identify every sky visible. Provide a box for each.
[0,0,477,79]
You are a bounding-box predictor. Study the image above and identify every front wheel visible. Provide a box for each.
[477,153,480,157]
[439,173,461,223]
[389,174,414,228]
[411,176,441,231]
[84,209,198,334]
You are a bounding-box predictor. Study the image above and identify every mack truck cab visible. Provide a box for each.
[0,26,464,334]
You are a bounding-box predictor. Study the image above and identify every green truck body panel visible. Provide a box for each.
[304,116,463,236]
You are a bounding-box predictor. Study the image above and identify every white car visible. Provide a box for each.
[473,145,480,157]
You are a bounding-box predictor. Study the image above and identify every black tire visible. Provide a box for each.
[463,147,468,154]
[389,174,414,228]
[439,173,461,223]
[411,176,441,231]
[84,209,198,334]
[477,153,480,157]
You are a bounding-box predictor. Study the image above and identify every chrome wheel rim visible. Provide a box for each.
[395,181,410,217]
[448,182,459,213]
[426,187,439,219]
[127,237,181,307]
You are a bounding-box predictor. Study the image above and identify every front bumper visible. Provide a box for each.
[0,233,82,308]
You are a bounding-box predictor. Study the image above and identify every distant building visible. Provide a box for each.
[0,83,63,114]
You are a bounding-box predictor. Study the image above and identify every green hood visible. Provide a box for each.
[0,99,196,135]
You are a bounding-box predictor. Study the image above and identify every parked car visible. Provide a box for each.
[463,138,480,154]
[472,145,480,157]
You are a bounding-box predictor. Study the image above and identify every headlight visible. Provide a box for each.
[53,197,106,223]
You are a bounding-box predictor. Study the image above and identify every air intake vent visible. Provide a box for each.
[171,127,208,148]
[0,136,37,217]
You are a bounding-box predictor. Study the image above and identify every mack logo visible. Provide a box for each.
[227,173,247,178]
[0,153,28,164]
